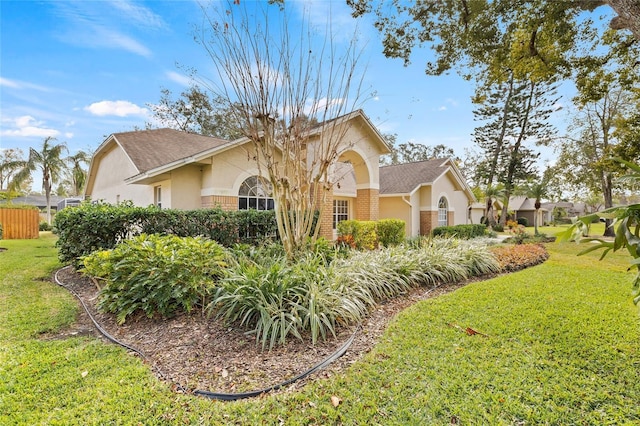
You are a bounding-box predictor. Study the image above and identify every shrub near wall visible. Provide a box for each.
[377,219,405,247]
[337,219,406,250]
[54,201,278,266]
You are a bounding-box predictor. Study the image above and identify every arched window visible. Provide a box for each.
[238,176,274,210]
[438,197,448,227]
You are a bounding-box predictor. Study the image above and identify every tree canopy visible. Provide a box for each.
[349,0,639,83]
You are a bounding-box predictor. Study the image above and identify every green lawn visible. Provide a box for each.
[1,233,639,424]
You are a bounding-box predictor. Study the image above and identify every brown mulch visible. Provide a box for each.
[47,267,491,398]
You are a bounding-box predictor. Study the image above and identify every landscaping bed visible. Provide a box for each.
[49,242,547,398]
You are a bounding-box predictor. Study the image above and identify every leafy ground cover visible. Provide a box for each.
[2,234,639,424]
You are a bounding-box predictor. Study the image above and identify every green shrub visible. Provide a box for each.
[337,219,378,250]
[377,218,405,247]
[0,203,39,210]
[517,217,529,227]
[82,234,228,324]
[39,221,52,231]
[0,222,3,240]
[432,224,487,239]
[55,201,278,266]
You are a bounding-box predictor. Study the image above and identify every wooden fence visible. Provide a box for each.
[0,208,40,239]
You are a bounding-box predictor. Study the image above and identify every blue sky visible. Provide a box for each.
[0,0,609,192]
[0,1,478,162]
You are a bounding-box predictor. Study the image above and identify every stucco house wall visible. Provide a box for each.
[378,196,411,235]
[88,142,154,205]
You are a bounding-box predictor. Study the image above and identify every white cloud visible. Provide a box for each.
[84,100,149,117]
[0,115,60,138]
[438,106,447,111]
[0,77,52,92]
[165,71,192,87]
[65,132,74,139]
[50,1,154,57]
[108,0,167,29]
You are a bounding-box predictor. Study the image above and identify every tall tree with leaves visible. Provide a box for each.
[66,150,91,197]
[0,148,25,192]
[195,1,366,258]
[471,73,558,226]
[349,0,640,83]
[381,134,456,165]
[146,86,244,140]
[12,137,68,224]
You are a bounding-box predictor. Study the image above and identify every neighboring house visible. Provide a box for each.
[378,159,477,237]
[85,110,477,239]
[509,196,547,227]
[541,201,587,224]
[0,194,64,211]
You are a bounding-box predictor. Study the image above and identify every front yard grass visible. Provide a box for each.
[1,234,639,424]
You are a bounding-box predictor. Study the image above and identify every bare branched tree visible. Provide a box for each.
[196,1,366,257]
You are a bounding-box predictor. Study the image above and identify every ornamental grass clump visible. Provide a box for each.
[209,236,501,350]
[81,234,228,324]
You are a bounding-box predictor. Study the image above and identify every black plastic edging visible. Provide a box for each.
[54,265,357,401]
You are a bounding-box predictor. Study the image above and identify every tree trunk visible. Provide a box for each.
[602,171,616,237]
[605,0,640,41]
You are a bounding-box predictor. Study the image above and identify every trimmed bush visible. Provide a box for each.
[517,217,529,227]
[337,219,378,250]
[39,221,52,231]
[54,201,278,266]
[432,224,487,239]
[377,218,405,247]
[82,234,228,324]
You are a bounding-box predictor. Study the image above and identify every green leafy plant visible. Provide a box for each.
[0,222,3,240]
[337,219,378,250]
[82,234,228,324]
[557,159,640,304]
[377,218,405,247]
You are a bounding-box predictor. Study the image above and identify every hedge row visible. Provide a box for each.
[54,201,278,266]
[432,224,487,239]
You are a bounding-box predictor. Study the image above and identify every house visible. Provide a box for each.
[509,196,547,227]
[85,110,477,239]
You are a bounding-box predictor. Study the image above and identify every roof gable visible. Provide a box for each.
[112,128,230,173]
[379,158,450,194]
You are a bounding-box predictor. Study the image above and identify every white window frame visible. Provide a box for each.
[438,196,448,227]
[154,186,162,209]
[333,199,349,229]
[238,176,274,211]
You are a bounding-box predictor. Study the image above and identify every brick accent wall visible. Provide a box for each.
[355,188,379,221]
[201,195,238,211]
[448,211,454,227]
[318,192,334,241]
[420,210,438,235]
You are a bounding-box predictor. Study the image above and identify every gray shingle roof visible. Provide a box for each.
[379,158,450,194]
[112,128,230,173]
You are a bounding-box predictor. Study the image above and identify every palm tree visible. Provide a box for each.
[12,137,68,224]
[526,181,548,236]
[66,150,91,196]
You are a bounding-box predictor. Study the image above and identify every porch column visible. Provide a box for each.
[355,188,379,221]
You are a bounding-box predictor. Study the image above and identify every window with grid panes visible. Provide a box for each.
[333,199,349,229]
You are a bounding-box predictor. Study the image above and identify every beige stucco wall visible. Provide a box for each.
[201,143,278,199]
[379,196,411,236]
[169,165,202,209]
[88,143,153,205]
[426,173,471,227]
